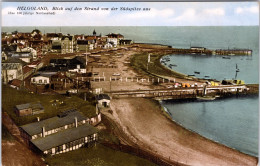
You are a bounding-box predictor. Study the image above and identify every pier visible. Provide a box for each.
[107,84,258,100]
[134,43,253,56]
[215,49,252,55]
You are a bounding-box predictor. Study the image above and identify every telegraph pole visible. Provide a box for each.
[147,53,150,71]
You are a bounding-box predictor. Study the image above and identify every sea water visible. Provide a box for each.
[2,26,259,156]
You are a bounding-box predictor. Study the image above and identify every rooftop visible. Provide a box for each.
[31,124,97,151]
[23,66,34,74]
[9,79,22,87]
[2,57,27,65]
[16,102,44,111]
[20,110,87,136]
[95,94,110,100]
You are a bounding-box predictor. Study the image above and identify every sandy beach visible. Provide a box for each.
[89,45,258,165]
[102,98,257,166]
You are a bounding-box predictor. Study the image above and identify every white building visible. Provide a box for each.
[95,94,111,107]
[31,74,51,85]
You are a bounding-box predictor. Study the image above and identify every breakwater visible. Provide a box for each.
[134,43,252,56]
[108,84,258,100]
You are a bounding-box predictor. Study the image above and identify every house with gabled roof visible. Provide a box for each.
[106,33,124,47]
[95,94,111,107]
[15,102,44,117]
[31,73,51,85]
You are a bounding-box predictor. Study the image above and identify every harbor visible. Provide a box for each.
[2,26,258,166]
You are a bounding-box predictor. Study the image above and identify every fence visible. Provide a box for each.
[91,76,176,84]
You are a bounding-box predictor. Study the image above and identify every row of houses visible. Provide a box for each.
[19,109,98,155]
[2,29,133,56]
[1,29,132,88]
[29,56,90,91]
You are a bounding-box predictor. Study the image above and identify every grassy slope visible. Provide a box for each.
[2,124,14,141]
[130,53,188,79]
[45,144,156,166]
[2,85,97,126]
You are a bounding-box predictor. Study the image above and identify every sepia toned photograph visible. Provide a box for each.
[1,1,259,166]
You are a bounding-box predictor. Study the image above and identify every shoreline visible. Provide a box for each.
[160,102,258,158]
[102,44,258,165]
[105,98,257,166]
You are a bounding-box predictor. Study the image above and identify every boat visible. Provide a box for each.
[228,53,235,56]
[194,71,200,74]
[196,96,216,101]
[188,74,195,76]
[222,56,231,59]
[204,76,210,78]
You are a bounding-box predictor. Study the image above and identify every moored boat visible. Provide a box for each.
[196,96,216,101]
[222,56,231,59]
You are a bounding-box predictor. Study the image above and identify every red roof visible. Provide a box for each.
[28,60,41,66]
[85,36,96,40]
[74,35,85,40]
[9,79,22,87]
[23,66,34,74]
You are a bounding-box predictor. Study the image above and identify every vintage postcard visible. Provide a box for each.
[1,1,259,166]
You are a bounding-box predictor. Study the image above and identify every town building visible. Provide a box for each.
[61,35,74,54]
[9,79,23,89]
[31,124,98,155]
[49,56,87,73]
[2,44,17,61]
[95,94,111,107]
[2,58,25,84]
[46,33,63,52]
[31,74,51,85]
[119,39,133,45]
[76,40,94,52]
[10,52,33,63]
[23,66,34,79]
[50,72,74,90]
[27,60,44,70]
[20,110,89,143]
[106,33,124,47]
[15,102,44,117]
[19,109,98,155]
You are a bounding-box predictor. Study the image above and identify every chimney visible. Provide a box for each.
[37,117,40,121]
[75,117,78,128]
[96,104,99,115]
[42,127,45,137]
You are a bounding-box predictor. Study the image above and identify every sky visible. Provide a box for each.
[1,2,259,26]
